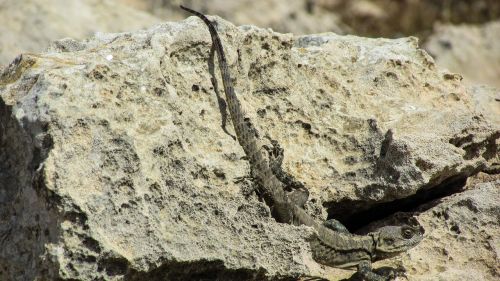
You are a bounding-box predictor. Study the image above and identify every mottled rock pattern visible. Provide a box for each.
[0,15,498,280]
[407,173,500,280]
[349,173,500,281]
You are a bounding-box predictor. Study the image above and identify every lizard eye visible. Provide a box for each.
[402,228,414,239]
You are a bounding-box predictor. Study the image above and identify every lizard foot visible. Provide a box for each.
[346,260,400,281]
[373,265,407,280]
[323,219,350,234]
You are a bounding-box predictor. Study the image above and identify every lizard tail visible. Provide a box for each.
[180,6,266,168]
[180,5,243,134]
[181,5,292,223]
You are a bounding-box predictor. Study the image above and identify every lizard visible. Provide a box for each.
[180,6,424,281]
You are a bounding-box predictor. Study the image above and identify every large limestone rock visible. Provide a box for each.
[0,14,498,280]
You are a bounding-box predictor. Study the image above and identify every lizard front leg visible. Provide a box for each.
[357,260,391,281]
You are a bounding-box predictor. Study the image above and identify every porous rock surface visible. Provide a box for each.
[407,172,500,280]
[0,14,498,280]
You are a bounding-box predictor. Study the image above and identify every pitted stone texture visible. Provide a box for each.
[407,173,500,281]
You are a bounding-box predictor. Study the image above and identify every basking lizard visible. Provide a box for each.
[180,6,424,281]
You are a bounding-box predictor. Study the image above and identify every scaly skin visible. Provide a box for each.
[181,6,424,280]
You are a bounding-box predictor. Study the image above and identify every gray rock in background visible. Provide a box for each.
[0,15,498,280]
[120,0,348,35]
[316,0,500,38]
[425,21,500,89]
[0,0,162,66]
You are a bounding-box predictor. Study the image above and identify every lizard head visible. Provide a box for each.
[371,217,424,260]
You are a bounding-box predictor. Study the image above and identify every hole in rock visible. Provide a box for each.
[326,175,468,232]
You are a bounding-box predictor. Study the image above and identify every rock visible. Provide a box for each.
[348,174,500,281]
[406,173,500,280]
[317,0,500,38]
[468,85,500,136]
[425,21,500,88]
[0,14,498,280]
[0,0,162,66]
[207,0,347,35]
[357,172,500,281]
[119,0,348,35]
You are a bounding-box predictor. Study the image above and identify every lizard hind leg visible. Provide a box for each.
[263,137,309,207]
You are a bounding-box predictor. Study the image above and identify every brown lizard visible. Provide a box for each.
[180,6,424,281]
